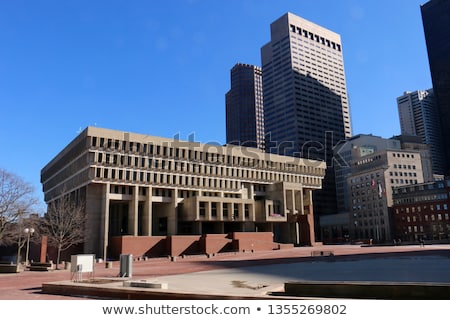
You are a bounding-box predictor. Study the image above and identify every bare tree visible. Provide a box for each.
[41,191,86,268]
[0,168,38,246]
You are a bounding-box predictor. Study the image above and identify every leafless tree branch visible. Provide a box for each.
[41,189,86,267]
[0,168,38,245]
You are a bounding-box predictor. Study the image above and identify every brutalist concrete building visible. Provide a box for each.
[41,127,326,259]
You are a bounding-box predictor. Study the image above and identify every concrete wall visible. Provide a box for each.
[231,232,278,251]
[85,183,106,255]
[109,232,284,259]
[200,234,233,254]
[284,281,450,299]
[167,235,202,257]
[109,236,167,259]
[46,243,84,264]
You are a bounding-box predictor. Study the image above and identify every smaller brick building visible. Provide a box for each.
[392,180,450,242]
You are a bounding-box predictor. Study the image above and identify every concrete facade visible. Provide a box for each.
[41,127,326,259]
[348,148,425,242]
[334,134,402,215]
[261,12,352,153]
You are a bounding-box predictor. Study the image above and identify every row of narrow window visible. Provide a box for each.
[199,202,251,219]
[93,151,323,184]
[94,165,322,188]
[90,136,322,175]
[289,24,341,52]
[396,212,449,222]
[399,224,449,235]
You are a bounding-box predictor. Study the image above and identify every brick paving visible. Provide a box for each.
[1,244,449,300]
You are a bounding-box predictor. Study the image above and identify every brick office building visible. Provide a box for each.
[392,179,450,242]
[41,127,326,259]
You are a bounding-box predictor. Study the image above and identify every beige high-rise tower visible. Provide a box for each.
[261,12,352,219]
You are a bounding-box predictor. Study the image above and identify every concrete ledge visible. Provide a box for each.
[124,280,168,289]
[284,281,450,299]
[28,262,53,272]
[41,281,277,300]
[29,266,50,271]
[310,250,334,257]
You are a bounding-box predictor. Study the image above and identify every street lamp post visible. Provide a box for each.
[24,227,35,266]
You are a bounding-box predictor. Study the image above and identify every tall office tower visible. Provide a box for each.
[261,13,352,221]
[397,89,445,174]
[226,63,265,150]
[421,0,450,174]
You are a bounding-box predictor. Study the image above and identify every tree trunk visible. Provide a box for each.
[56,243,62,270]
[16,238,22,272]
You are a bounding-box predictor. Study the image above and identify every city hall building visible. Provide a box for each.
[41,127,326,259]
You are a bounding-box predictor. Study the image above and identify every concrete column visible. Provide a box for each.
[305,189,316,246]
[284,188,297,245]
[295,188,304,245]
[238,203,244,221]
[286,189,295,215]
[142,186,152,236]
[249,203,256,221]
[166,188,178,236]
[218,200,223,220]
[207,201,212,220]
[128,185,139,236]
[102,183,110,260]
[295,189,303,215]
[248,184,255,200]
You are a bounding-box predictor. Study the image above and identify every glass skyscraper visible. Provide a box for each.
[421,0,450,174]
[397,89,445,174]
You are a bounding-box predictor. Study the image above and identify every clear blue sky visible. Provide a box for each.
[0,0,432,209]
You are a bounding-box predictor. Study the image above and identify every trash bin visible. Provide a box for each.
[119,254,133,277]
